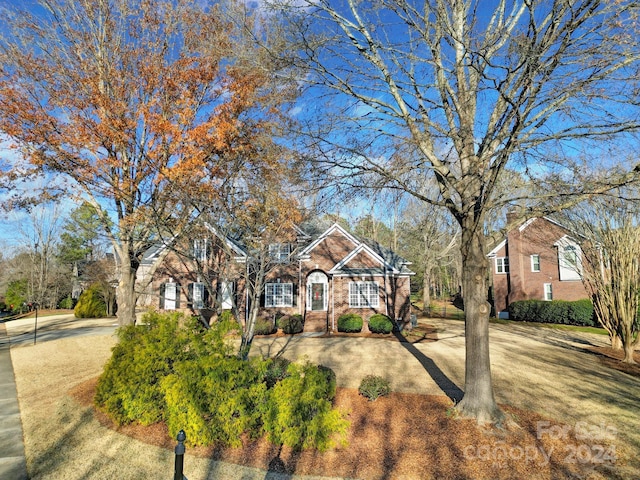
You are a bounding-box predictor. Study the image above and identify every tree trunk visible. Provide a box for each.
[622,342,636,364]
[611,334,622,350]
[422,270,431,314]
[116,254,138,326]
[455,219,504,424]
[240,306,258,360]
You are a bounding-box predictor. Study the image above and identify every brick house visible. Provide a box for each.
[137,222,414,333]
[488,216,588,318]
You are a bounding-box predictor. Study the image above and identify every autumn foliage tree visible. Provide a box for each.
[272,0,640,423]
[0,0,298,325]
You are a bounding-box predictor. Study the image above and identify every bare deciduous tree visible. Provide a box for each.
[564,196,640,364]
[272,0,640,423]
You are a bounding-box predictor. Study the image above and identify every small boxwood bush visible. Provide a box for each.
[368,314,394,334]
[278,314,304,334]
[337,313,363,333]
[508,299,594,326]
[254,317,276,335]
[358,375,391,401]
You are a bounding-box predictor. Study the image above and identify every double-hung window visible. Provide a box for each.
[544,283,553,301]
[531,254,541,272]
[349,281,379,308]
[193,239,208,262]
[268,243,290,263]
[192,282,205,309]
[265,282,293,307]
[495,257,509,274]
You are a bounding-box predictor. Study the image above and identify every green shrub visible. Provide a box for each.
[262,360,348,451]
[74,283,107,318]
[218,309,236,323]
[95,311,347,450]
[264,356,291,388]
[58,295,74,309]
[254,317,276,335]
[337,313,363,333]
[358,375,391,401]
[162,356,267,447]
[508,299,594,326]
[368,314,394,334]
[95,311,238,426]
[278,314,304,334]
[94,312,191,424]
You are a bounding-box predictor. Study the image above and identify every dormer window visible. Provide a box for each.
[269,243,290,263]
[194,238,208,262]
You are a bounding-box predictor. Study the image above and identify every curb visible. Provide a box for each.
[0,323,29,480]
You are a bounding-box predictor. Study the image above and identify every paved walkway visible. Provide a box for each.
[0,322,28,480]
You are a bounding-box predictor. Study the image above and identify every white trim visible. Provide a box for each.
[531,254,541,272]
[329,244,398,274]
[307,271,329,311]
[487,239,506,258]
[203,222,247,258]
[265,282,293,308]
[164,282,177,310]
[554,236,582,280]
[192,282,205,309]
[495,257,509,274]
[348,281,379,308]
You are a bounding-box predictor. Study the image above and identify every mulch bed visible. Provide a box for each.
[70,377,620,480]
[586,346,640,378]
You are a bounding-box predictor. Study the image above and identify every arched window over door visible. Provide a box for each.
[307,271,328,311]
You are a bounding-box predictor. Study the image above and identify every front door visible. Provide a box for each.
[311,283,324,311]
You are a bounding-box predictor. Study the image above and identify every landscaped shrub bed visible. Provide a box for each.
[337,313,363,333]
[368,314,394,334]
[95,312,348,450]
[508,299,594,326]
[278,314,304,334]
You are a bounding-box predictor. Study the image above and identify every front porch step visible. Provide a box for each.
[304,312,328,333]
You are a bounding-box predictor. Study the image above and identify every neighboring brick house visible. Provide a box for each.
[488,216,588,318]
[137,222,414,333]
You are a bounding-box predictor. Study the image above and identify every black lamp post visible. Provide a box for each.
[33,302,39,345]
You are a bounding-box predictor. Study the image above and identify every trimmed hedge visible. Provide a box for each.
[368,314,394,334]
[508,299,594,326]
[337,313,363,333]
[278,314,304,334]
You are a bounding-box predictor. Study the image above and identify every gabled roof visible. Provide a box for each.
[203,222,247,258]
[298,223,360,257]
[328,243,394,274]
[301,223,414,276]
[487,216,581,258]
